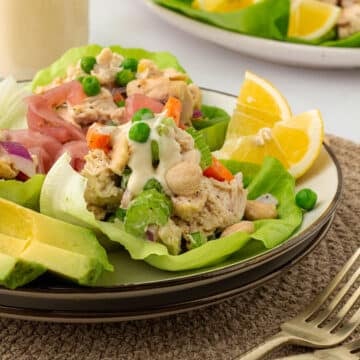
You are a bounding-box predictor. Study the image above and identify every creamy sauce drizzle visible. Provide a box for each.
[124,113,183,196]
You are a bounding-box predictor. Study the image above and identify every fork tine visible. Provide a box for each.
[313,265,360,325]
[302,248,360,320]
[325,284,360,330]
[345,338,360,352]
[331,307,360,341]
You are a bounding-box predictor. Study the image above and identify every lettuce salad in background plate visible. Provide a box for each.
[152,0,360,47]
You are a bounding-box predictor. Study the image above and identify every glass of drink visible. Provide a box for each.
[0,0,88,80]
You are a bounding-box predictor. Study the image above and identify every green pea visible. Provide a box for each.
[122,58,138,72]
[116,100,125,107]
[80,56,97,74]
[295,188,318,211]
[128,122,150,143]
[82,76,101,96]
[115,69,135,87]
[143,178,163,193]
[132,108,154,122]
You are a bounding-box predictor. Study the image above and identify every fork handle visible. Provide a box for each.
[233,331,292,360]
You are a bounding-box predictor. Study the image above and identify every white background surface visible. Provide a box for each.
[90,0,360,142]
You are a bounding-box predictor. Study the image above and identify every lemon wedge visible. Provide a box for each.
[215,72,324,179]
[192,0,259,12]
[288,0,341,40]
[227,71,292,138]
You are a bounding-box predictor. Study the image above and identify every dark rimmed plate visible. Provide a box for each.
[0,89,342,322]
[0,216,334,322]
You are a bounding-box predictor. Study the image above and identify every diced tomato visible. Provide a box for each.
[203,156,234,182]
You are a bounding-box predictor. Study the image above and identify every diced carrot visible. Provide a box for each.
[86,124,111,153]
[164,96,182,126]
[203,156,234,182]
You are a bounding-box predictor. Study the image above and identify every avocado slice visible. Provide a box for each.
[0,198,113,288]
[0,234,46,289]
[21,241,103,285]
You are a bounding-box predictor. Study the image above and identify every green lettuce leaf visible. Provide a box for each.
[0,175,45,211]
[31,44,187,91]
[246,157,303,248]
[40,153,302,271]
[0,77,30,130]
[124,189,172,237]
[194,105,230,130]
[322,31,360,47]
[288,28,360,47]
[220,160,260,187]
[195,105,230,151]
[153,0,290,40]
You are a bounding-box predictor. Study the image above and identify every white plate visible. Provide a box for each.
[144,0,360,69]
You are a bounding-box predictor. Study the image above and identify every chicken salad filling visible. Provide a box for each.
[81,109,251,255]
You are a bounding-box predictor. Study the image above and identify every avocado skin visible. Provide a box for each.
[0,254,46,289]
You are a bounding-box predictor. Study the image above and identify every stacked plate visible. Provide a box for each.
[0,90,342,323]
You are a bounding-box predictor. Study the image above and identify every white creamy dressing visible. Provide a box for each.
[123,112,183,196]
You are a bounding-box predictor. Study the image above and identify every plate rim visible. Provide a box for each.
[0,215,333,323]
[144,0,360,68]
[0,88,343,298]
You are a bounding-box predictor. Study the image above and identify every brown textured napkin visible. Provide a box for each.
[0,135,359,360]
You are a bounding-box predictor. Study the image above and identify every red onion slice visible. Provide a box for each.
[0,141,36,178]
[0,141,32,160]
[7,154,36,178]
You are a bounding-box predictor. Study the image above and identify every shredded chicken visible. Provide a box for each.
[81,149,123,220]
[158,219,183,255]
[310,0,360,38]
[174,126,195,153]
[91,48,124,86]
[338,4,360,38]
[127,77,171,103]
[172,174,247,235]
[62,88,125,127]
[127,60,201,126]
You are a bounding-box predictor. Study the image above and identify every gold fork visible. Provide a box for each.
[234,247,360,360]
[278,338,360,359]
